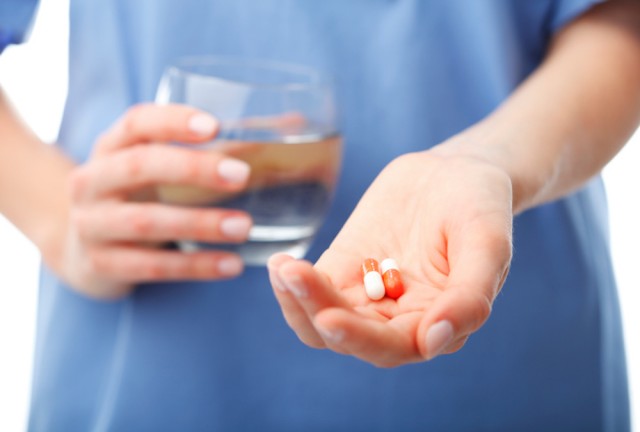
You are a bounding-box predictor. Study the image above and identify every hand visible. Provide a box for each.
[268,149,513,367]
[52,104,252,299]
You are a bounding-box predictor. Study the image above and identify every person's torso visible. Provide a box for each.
[30,1,628,431]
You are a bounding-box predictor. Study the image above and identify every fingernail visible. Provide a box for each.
[217,256,243,277]
[217,159,250,185]
[425,320,454,360]
[281,273,308,298]
[188,113,218,136]
[318,326,345,344]
[220,216,251,240]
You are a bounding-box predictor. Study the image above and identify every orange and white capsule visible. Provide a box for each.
[380,258,405,299]
[361,258,385,301]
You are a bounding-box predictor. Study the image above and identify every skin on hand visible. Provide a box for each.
[55,104,253,299]
[267,0,640,368]
[268,151,513,367]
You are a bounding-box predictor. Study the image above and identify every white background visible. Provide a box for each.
[1,1,638,430]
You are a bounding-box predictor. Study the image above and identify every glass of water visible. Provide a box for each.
[156,56,342,265]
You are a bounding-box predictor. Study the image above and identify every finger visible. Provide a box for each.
[313,308,422,368]
[85,245,244,283]
[73,203,252,243]
[277,258,353,316]
[267,253,326,349]
[276,259,358,352]
[70,144,250,202]
[94,104,219,156]
[417,228,512,360]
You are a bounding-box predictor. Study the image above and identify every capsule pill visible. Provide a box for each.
[380,258,405,299]
[362,258,385,301]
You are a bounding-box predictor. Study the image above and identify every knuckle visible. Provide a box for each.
[123,146,147,180]
[175,151,203,183]
[143,260,167,280]
[165,152,210,188]
[85,249,108,277]
[121,103,148,134]
[186,152,203,181]
[192,255,217,278]
[469,291,493,329]
[67,168,89,202]
[163,211,189,239]
[129,207,155,236]
[192,210,214,240]
[93,130,114,154]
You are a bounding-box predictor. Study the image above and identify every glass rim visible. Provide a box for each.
[164,55,332,92]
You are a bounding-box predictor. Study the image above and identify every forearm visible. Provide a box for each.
[0,87,74,263]
[439,0,640,214]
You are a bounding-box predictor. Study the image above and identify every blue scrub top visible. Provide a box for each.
[2,1,630,431]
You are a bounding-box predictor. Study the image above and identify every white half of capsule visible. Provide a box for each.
[380,258,399,274]
[364,271,385,301]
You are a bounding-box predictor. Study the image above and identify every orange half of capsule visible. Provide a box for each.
[383,269,405,299]
[361,258,380,276]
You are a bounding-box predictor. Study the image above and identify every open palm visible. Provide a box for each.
[268,149,513,367]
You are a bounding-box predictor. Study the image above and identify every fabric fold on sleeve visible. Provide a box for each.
[0,0,40,54]
[549,0,606,34]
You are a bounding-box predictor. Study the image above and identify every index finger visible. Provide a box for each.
[94,104,220,156]
[70,144,250,202]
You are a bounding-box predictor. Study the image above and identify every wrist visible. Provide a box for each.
[430,120,554,215]
[18,144,75,274]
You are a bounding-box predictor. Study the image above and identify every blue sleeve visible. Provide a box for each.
[549,0,606,34]
[0,0,40,54]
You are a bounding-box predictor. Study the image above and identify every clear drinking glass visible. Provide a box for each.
[156,56,342,265]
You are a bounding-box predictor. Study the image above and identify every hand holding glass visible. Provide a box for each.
[156,57,342,265]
